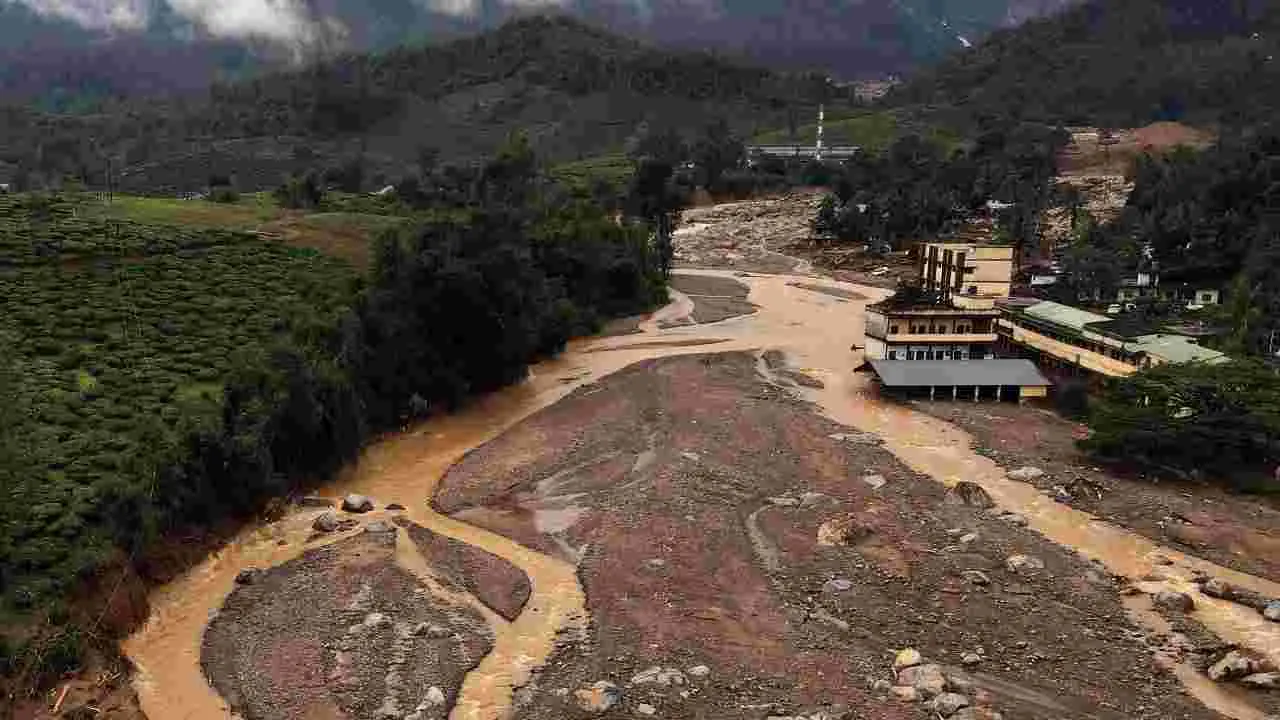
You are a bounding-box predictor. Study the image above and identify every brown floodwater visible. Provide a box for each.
[124,270,1279,720]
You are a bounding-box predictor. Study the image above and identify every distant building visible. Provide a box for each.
[0,183,10,194]
[747,145,860,161]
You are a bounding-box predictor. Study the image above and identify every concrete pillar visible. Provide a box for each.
[952,385,958,401]
[973,386,980,403]
[930,386,936,401]
[997,386,1004,402]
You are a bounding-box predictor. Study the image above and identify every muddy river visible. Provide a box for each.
[124,269,1280,720]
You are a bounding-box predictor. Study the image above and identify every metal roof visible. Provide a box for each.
[1022,301,1110,332]
[869,359,1052,388]
[1129,335,1228,365]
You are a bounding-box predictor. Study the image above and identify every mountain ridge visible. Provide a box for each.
[0,0,1077,109]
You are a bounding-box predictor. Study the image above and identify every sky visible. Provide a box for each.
[4,0,609,45]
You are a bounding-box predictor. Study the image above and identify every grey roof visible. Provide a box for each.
[869,359,1051,388]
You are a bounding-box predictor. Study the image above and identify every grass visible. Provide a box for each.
[550,154,633,191]
[753,110,965,156]
[79,193,405,271]
[260,212,410,270]
[89,193,282,230]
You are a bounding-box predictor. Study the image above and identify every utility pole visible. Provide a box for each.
[815,104,825,162]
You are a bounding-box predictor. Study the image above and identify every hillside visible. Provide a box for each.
[0,16,834,194]
[0,0,1076,110]
[890,0,1280,128]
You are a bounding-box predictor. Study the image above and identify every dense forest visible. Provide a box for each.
[812,122,1067,251]
[0,16,841,194]
[890,0,1280,128]
[0,135,668,691]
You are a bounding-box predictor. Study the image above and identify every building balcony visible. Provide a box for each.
[997,320,1136,378]
[868,331,999,344]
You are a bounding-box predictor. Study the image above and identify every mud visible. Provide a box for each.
[436,353,1216,720]
[664,274,757,326]
[916,401,1280,584]
[202,527,493,720]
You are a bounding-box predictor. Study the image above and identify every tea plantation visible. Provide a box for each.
[1,193,359,621]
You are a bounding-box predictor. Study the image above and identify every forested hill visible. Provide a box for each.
[0,16,832,194]
[889,0,1280,128]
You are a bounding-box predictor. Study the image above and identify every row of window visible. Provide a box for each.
[886,347,975,361]
[889,323,976,335]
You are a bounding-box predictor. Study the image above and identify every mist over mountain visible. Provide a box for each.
[0,0,1076,108]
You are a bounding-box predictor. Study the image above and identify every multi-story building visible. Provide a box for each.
[864,291,1001,361]
[919,241,1015,306]
[864,242,1014,362]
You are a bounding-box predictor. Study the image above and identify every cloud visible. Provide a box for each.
[6,0,344,45]
[9,0,150,30]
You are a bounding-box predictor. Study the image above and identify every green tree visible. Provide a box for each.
[1082,360,1280,490]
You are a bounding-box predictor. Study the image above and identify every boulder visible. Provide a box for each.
[363,520,397,535]
[1265,601,1280,622]
[342,494,375,513]
[945,482,995,509]
[959,533,979,545]
[234,568,262,585]
[898,663,947,697]
[1005,555,1045,573]
[889,686,918,702]
[312,512,341,533]
[823,578,853,593]
[892,648,922,671]
[1241,672,1280,690]
[1202,578,1234,599]
[386,503,406,511]
[1007,467,1045,481]
[817,515,871,547]
[931,693,971,717]
[1152,591,1195,613]
[422,686,446,707]
[687,664,711,678]
[1207,651,1257,681]
[630,666,685,686]
[961,653,982,666]
[800,492,836,508]
[637,703,657,716]
[574,681,622,713]
[962,570,991,586]
[297,496,333,508]
[862,474,887,490]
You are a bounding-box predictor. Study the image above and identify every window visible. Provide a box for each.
[1200,292,1214,303]
[967,285,978,294]
[889,325,900,335]
[955,324,970,334]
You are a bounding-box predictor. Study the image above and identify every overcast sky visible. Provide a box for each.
[5,0,604,45]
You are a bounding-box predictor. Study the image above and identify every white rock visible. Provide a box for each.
[342,493,375,513]
[423,686,446,707]
[770,496,800,507]
[364,612,389,628]
[959,533,978,545]
[800,492,835,508]
[1007,466,1045,480]
[1005,554,1045,573]
[862,474,887,490]
[637,703,657,716]
[1264,601,1280,622]
[824,578,853,593]
[931,693,971,717]
[1207,651,1257,681]
[1241,672,1280,689]
[889,686,918,702]
[961,653,981,666]
[687,664,711,678]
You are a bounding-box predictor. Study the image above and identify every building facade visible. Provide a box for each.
[919,242,1015,302]
[864,301,1000,361]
